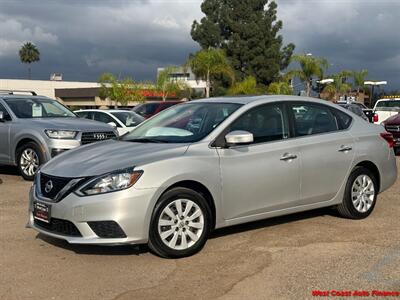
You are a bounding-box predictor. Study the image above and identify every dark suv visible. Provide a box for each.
[132,101,182,119]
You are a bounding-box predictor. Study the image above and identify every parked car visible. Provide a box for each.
[382,113,400,155]
[373,98,400,124]
[337,102,369,122]
[74,109,144,136]
[0,91,118,180]
[28,95,397,258]
[132,101,182,119]
[337,101,374,122]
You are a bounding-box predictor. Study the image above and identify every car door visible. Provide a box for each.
[0,102,12,163]
[288,102,355,204]
[217,102,300,220]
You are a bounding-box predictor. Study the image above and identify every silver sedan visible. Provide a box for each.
[27,96,397,258]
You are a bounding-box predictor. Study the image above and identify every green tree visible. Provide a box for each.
[191,0,294,85]
[352,69,368,100]
[227,76,261,95]
[267,81,293,95]
[286,54,329,96]
[322,71,353,101]
[19,42,40,79]
[98,73,144,108]
[187,48,234,98]
[156,67,189,101]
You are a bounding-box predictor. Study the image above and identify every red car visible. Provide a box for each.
[383,113,400,155]
[131,101,182,119]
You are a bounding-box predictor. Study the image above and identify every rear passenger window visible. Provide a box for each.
[290,103,338,136]
[334,109,352,130]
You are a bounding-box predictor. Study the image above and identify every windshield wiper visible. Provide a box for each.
[125,138,168,143]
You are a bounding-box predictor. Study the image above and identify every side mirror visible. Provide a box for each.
[107,122,117,129]
[0,111,4,122]
[225,130,254,146]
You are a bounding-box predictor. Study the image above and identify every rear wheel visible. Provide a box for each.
[17,142,44,181]
[148,187,211,258]
[336,166,378,219]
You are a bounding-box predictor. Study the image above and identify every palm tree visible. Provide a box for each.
[156,66,189,101]
[187,48,234,98]
[352,69,368,100]
[322,71,353,101]
[19,42,40,79]
[227,76,260,95]
[267,81,293,95]
[286,54,329,96]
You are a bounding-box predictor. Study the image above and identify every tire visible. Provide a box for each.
[17,142,44,181]
[148,187,211,258]
[336,166,378,219]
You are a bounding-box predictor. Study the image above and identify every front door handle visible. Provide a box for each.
[338,145,352,152]
[280,153,298,161]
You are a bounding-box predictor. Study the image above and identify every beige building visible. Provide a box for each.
[0,79,100,99]
[0,79,178,109]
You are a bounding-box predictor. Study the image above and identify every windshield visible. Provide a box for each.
[111,111,145,127]
[122,102,242,143]
[4,98,76,118]
[132,103,159,117]
[375,100,400,110]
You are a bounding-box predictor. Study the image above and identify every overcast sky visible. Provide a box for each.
[0,0,399,90]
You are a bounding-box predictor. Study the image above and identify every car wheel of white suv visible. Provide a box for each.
[336,166,378,219]
[148,187,211,258]
[17,142,44,181]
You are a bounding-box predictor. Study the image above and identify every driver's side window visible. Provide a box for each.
[0,103,12,121]
[230,103,289,144]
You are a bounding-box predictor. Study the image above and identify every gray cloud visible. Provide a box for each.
[0,0,399,89]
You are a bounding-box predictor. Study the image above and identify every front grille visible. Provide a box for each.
[385,125,400,133]
[40,173,72,200]
[34,218,82,237]
[81,131,116,145]
[88,221,127,238]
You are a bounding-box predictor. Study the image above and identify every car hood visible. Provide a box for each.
[41,139,189,177]
[383,113,400,125]
[17,117,114,131]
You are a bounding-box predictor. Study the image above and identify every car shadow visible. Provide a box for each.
[0,165,20,176]
[35,207,336,255]
[210,207,335,239]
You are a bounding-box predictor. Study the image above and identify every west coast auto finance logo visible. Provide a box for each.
[312,290,400,297]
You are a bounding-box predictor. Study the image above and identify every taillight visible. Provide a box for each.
[373,114,379,123]
[380,132,394,148]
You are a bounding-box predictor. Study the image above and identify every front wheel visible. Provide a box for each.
[336,166,378,219]
[17,142,44,181]
[148,187,211,258]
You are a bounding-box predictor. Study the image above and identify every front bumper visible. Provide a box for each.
[27,184,158,245]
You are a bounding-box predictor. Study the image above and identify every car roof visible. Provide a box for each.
[191,95,335,106]
[75,109,132,113]
[0,94,49,100]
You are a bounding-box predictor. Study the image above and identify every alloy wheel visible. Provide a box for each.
[351,174,375,213]
[20,148,39,177]
[157,199,204,250]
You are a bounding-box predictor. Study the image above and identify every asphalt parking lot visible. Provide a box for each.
[0,160,399,300]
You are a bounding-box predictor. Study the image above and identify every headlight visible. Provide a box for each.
[76,168,143,196]
[45,129,78,139]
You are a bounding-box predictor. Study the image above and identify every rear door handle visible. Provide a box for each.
[338,145,352,152]
[280,153,298,161]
